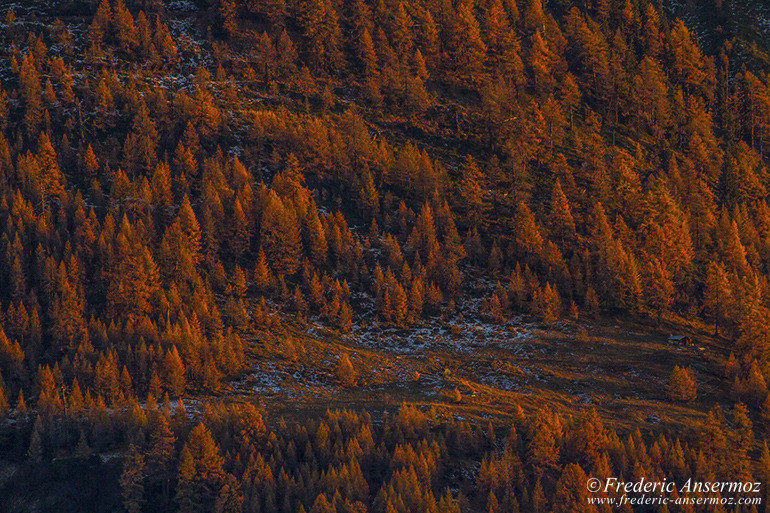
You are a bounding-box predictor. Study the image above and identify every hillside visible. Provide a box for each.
[0,0,769,511]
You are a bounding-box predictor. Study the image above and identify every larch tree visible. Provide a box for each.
[19,53,43,135]
[298,0,345,73]
[703,261,733,336]
[514,201,544,262]
[175,447,198,513]
[391,1,414,61]
[261,190,302,276]
[163,346,186,397]
[36,133,66,204]
[337,353,357,388]
[177,194,202,266]
[528,415,559,474]
[553,463,598,513]
[454,0,487,81]
[632,56,670,140]
[184,423,226,508]
[644,257,674,327]
[549,179,576,244]
[148,411,177,502]
[0,381,7,417]
[457,156,488,229]
[529,30,556,94]
[123,100,159,175]
[668,366,697,402]
[120,444,146,513]
[113,0,138,52]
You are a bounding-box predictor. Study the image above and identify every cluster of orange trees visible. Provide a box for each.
[0,0,769,509]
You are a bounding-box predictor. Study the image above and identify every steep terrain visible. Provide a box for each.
[0,0,768,511]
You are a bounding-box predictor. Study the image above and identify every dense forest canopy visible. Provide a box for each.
[1,0,770,510]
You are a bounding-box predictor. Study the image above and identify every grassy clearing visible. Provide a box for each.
[226,314,732,438]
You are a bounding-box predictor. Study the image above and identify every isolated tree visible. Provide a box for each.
[668,366,697,402]
[337,353,357,388]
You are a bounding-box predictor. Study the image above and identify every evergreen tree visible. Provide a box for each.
[261,191,302,276]
[120,444,145,513]
[175,447,199,513]
[337,353,357,388]
[645,258,674,326]
[549,179,576,244]
[704,261,733,335]
[164,346,186,397]
[668,366,697,402]
[553,463,597,513]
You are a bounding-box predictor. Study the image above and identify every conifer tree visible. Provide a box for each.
[549,179,576,244]
[668,366,697,402]
[36,133,66,203]
[76,430,91,459]
[261,191,302,276]
[175,447,198,513]
[114,0,138,51]
[28,418,43,462]
[528,416,558,473]
[178,194,202,265]
[645,258,674,327]
[337,353,357,388]
[454,0,487,81]
[20,53,43,135]
[164,346,186,397]
[298,0,345,72]
[458,157,488,229]
[149,411,176,501]
[704,261,733,336]
[553,463,597,513]
[123,100,159,175]
[120,444,145,513]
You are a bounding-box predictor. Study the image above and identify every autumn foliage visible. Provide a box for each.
[0,0,770,510]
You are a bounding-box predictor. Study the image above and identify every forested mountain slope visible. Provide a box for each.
[0,0,770,511]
